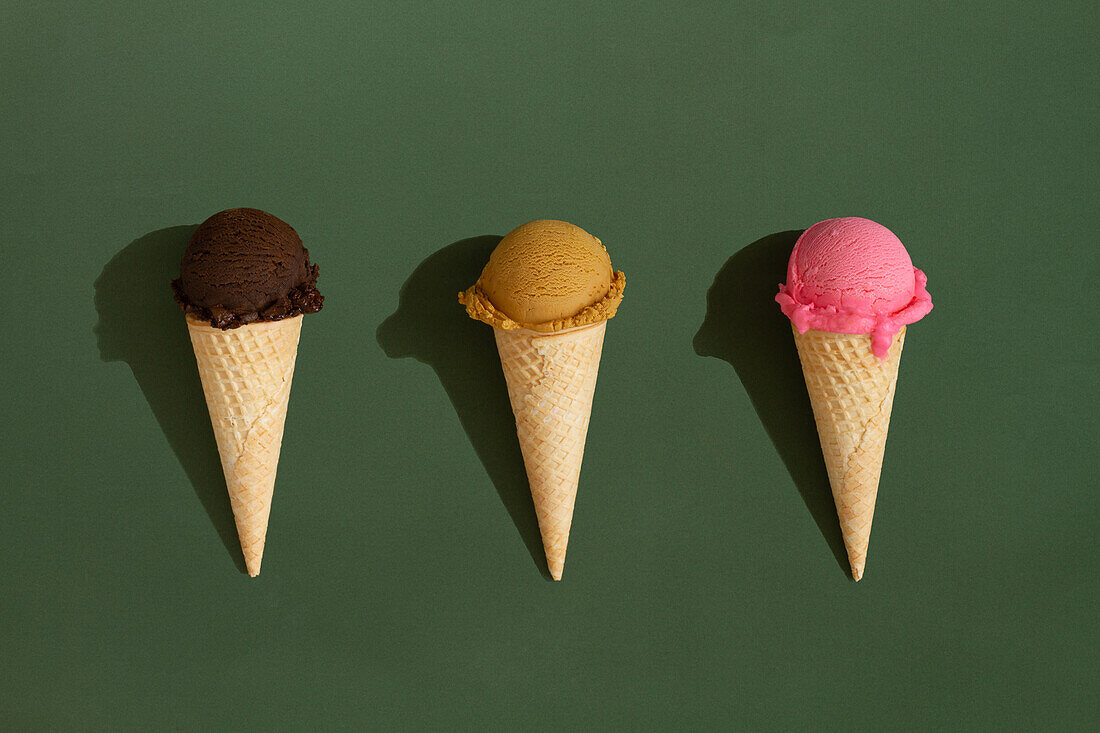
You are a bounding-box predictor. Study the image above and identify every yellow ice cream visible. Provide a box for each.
[459,219,626,332]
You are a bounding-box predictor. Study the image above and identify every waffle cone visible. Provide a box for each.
[792,325,906,581]
[493,321,607,580]
[185,314,303,577]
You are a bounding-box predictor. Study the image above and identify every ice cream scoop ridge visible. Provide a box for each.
[775,217,931,358]
[459,219,625,331]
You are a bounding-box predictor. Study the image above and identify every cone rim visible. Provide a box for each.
[185,312,305,331]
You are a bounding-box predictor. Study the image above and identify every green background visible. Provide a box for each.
[2,1,1096,729]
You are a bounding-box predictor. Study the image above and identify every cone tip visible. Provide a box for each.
[852,566,864,582]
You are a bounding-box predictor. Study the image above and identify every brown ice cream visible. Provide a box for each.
[459,219,625,331]
[457,219,626,580]
[172,208,323,329]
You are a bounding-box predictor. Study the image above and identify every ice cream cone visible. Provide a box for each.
[493,321,606,580]
[185,313,303,577]
[792,325,906,581]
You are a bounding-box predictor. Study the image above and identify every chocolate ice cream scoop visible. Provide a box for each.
[172,208,323,329]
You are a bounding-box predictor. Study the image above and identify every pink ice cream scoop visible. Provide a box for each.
[775,217,932,358]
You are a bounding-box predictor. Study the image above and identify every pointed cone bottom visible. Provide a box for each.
[792,325,906,581]
[185,314,303,577]
[493,321,606,580]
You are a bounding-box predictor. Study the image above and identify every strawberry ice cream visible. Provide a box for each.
[775,217,932,358]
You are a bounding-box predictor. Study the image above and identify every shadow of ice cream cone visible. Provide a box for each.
[376,236,550,579]
[94,225,245,574]
[694,230,849,576]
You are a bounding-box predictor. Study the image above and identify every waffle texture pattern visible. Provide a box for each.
[494,322,606,580]
[186,314,303,576]
[793,326,906,581]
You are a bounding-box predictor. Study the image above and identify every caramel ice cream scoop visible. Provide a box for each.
[460,219,625,332]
